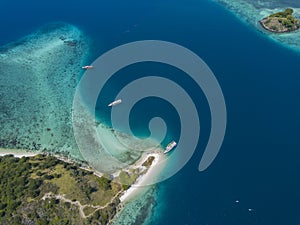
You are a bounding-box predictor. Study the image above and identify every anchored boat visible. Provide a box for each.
[108,99,122,107]
[164,141,177,154]
[82,65,94,69]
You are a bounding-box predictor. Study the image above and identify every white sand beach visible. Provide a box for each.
[0,148,38,158]
[119,151,164,202]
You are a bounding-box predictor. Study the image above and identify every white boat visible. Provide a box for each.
[82,65,93,69]
[164,141,177,154]
[108,99,122,107]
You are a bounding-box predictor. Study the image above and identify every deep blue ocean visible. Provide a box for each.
[2,0,300,224]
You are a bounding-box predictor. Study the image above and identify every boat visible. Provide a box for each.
[164,141,177,154]
[82,65,94,69]
[108,99,122,107]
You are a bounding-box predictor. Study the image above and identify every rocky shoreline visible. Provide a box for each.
[259,8,300,33]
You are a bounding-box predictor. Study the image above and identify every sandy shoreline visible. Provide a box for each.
[0,148,38,158]
[0,148,164,203]
[119,151,164,202]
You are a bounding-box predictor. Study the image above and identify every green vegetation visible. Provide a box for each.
[0,154,123,225]
[260,8,300,33]
[142,156,155,168]
[83,206,97,217]
[269,8,294,18]
[118,170,139,190]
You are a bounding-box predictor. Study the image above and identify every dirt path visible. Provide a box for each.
[42,190,123,219]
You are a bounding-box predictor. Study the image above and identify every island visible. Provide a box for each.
[0,152,161,225]
[259,8,300,33]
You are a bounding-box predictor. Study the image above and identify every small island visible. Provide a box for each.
[259,8,300,33]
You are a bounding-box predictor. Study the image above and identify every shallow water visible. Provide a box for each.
[0,23,88,158]
[1,1,300,224]
[0,23,166,224]
[113,186,158,225]
[212,0,300,51]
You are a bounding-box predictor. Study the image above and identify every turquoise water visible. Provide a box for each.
[212,0,300,51]
[0,23,88,159]
[1,0,300,224]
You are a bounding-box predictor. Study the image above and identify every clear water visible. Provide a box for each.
[0,23,88,158]
[1,0,300,224]
[212,0,300,51]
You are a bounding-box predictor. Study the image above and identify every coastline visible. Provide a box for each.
[0,148,164,200]
[259,20,284,33]
[259,8,300,34]
[119,151,164,202]
[0,147,165,222]
[0,148,39,158]
[0,22,88,158]
[259,19,300,33]
[211,0,300,52]
[0,22,166,224]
